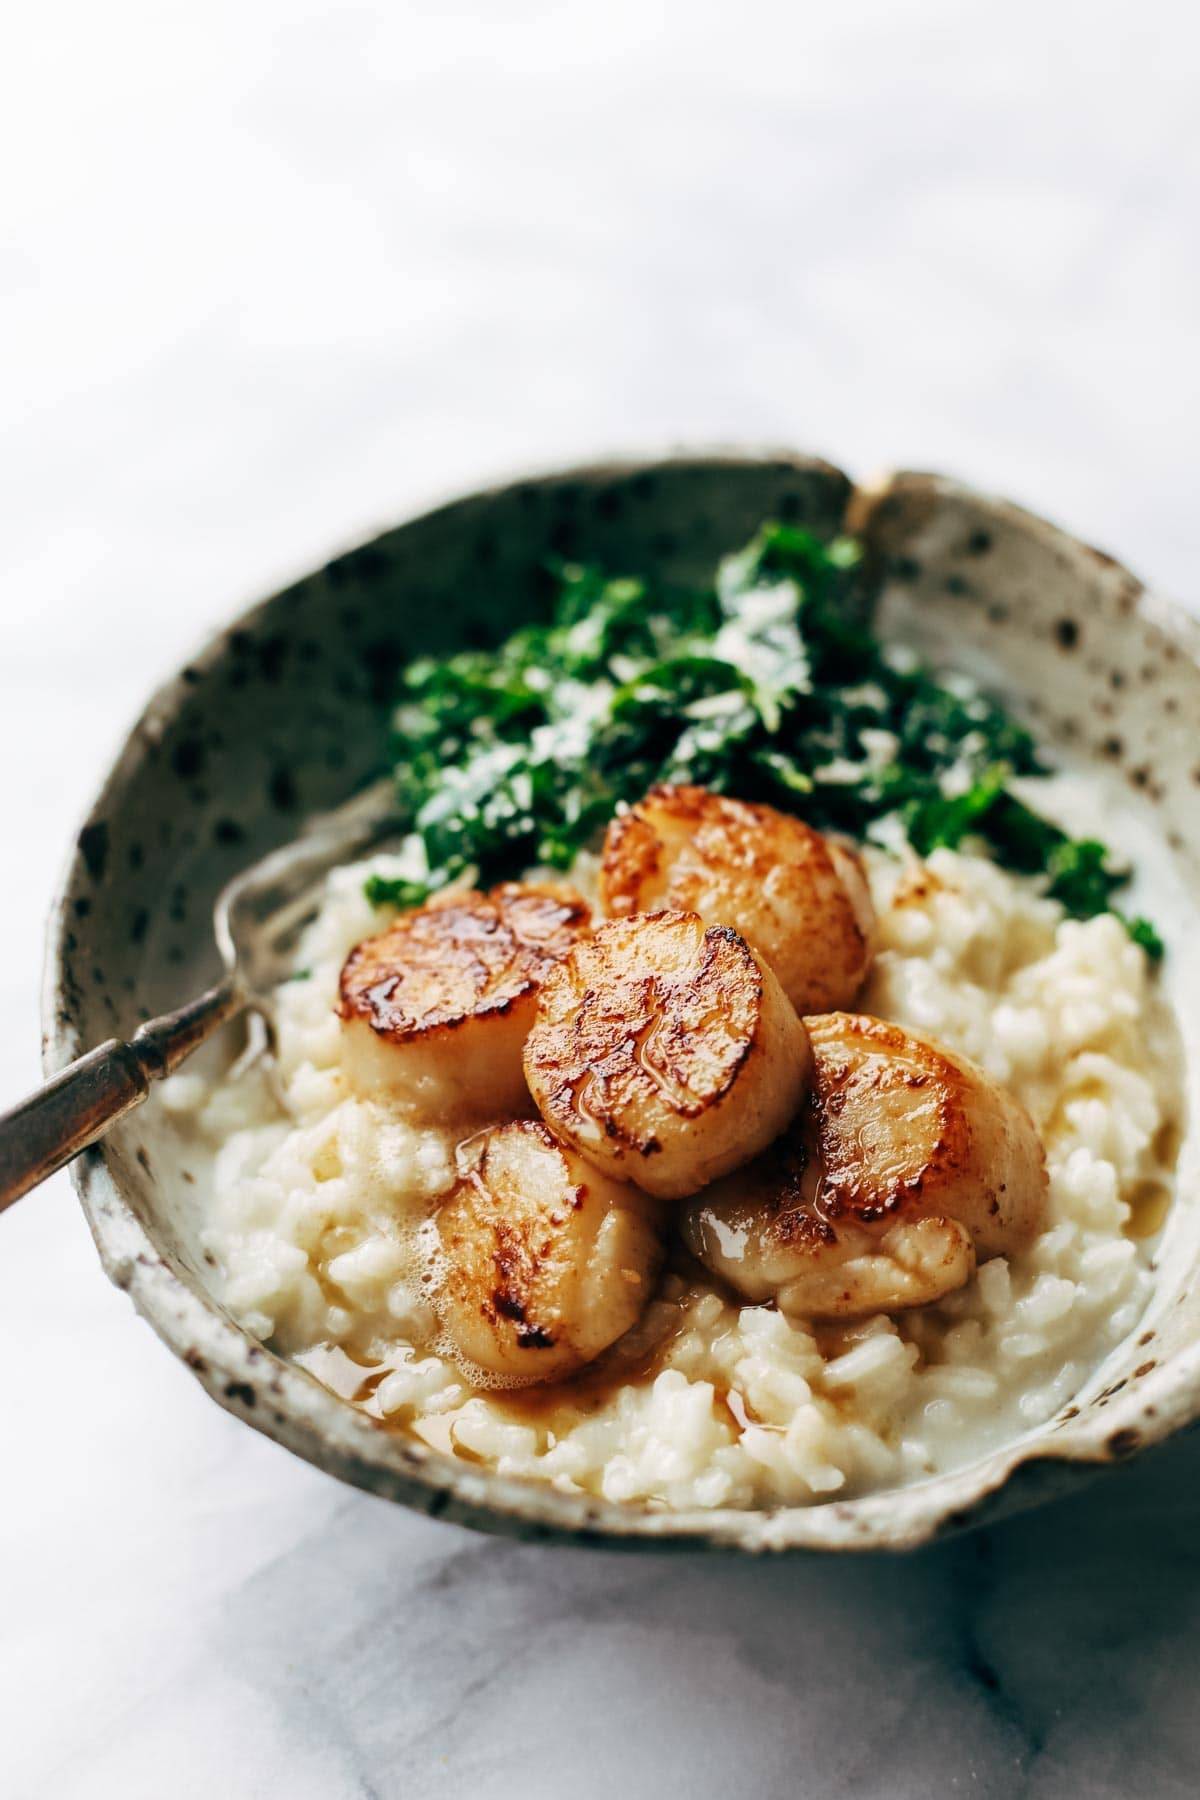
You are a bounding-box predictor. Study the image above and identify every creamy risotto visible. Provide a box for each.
[169,838,1180,1511]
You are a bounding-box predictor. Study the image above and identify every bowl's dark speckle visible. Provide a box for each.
[269,767,299,812]
[1107,1428,1141,1459]
[362,638,406,706]
[594,485,624,523]
[548,516,581,558]
[256,635,289,684]
[170,737,206,780]
[78,821,109,881]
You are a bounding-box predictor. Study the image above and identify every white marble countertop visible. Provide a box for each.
[2,4,1199,1793]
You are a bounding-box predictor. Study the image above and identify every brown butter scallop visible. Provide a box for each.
[682,1011,1049,1318]
[433,1120,665,1383]
[338,882,591,1118]
[523,909,812,1200]
[600,784,875,1013]
[805,1012,1048,1254]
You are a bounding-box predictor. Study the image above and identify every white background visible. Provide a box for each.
[2,4,1198,1795]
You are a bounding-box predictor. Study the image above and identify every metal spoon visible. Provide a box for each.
[0,782,399,1213]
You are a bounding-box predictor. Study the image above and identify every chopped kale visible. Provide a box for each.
[1121,914,1165,962]
[903,765,1010,857]
[362,873,432,911]
[372,521,1160,955]
[1044,837,1124,916]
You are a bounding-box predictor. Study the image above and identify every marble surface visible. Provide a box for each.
[2,3,1200,1793]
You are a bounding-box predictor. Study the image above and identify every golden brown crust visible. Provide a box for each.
[600,784,873,1012]
[742,1129,837,1251]
[525,912,763,1155]
[804,1012,968,1225]
[434,1120,665,1381]
[338,883,591,1046]
[601,804,667,918]
[804,1011,1047,1247]
[682,1010,1047,1318]
[524,909,812,1199]
[440,1122,578,1354]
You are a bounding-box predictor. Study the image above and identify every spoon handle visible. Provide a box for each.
[0,978,241,1214]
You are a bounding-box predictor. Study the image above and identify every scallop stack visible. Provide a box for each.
[336,784,1048,1386]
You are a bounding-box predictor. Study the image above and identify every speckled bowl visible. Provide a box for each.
[46,452,1200,1552]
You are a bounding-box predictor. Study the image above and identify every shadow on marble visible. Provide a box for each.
[183,1427,1200,1799]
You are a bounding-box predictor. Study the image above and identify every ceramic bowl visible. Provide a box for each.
[46,451,1200,1552]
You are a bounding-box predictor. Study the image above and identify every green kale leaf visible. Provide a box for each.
[368,521,1160,958]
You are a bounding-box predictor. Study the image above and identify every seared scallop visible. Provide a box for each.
[600,784,875,1013]
[523,910,812,1200]
[338,883,591,1117]
[682,1012,1048,1318]
[432,1120,664,1383]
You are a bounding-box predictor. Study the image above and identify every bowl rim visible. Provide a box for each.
[42,446,1200,1553]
